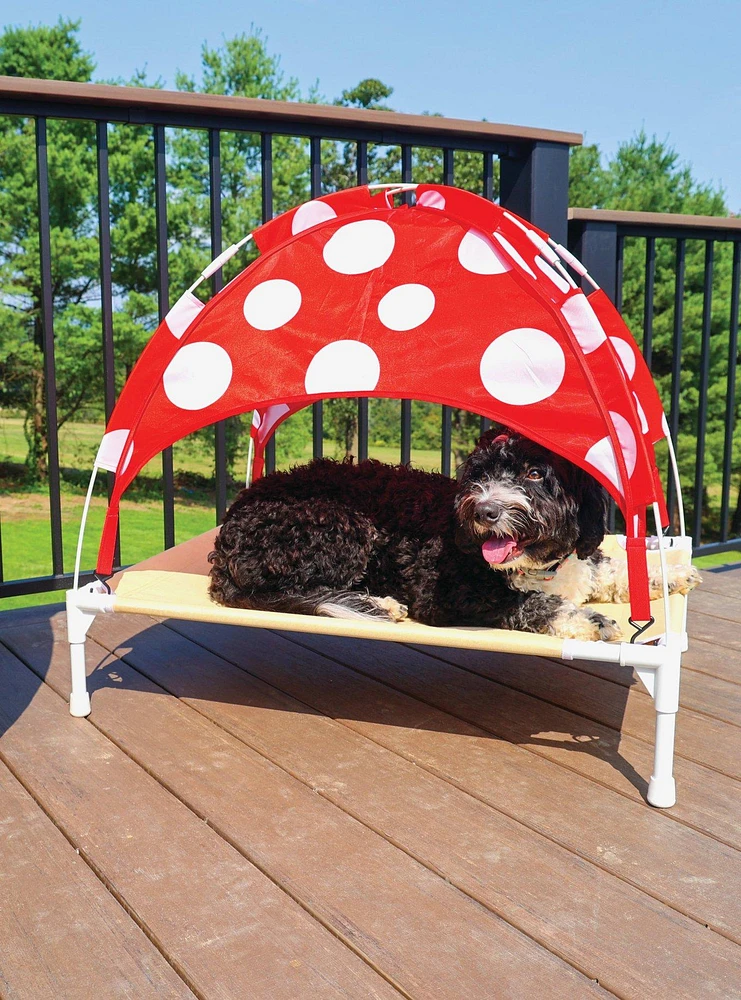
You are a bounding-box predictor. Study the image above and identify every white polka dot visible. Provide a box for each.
[480,328,565,406]
[633,393,649,434]
[165,291,204,339]
[243,279,301,331]
[458,230,510,275]
[377,284,435,331]
[492,233,536,278]
[305,340,380,394]
[560,294,607,354]
[610,336,636,380]
[163,342,232,411]
[95,429,133,473]
[417,190,446,210]
[661,413,670,437]
[534,256,570,293]
[322,220,395,275]
[584,411,637,491]
[252,410,261,430]
[291,199,337,235]
[256,403,291,443]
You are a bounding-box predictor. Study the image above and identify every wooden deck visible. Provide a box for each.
[0,567,740,999]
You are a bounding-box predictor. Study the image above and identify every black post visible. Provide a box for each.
[500,141,570,245]
[568,219,619,304]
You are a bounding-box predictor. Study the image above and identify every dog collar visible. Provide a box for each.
[515,552,575,582]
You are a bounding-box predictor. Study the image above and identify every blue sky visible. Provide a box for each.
[8,0,741,211]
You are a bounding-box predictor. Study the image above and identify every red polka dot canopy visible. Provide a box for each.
[94,184,670,619]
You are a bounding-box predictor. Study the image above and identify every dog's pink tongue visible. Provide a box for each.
[482,537,519,564]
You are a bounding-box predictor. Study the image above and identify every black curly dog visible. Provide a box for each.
[208,427,624,641]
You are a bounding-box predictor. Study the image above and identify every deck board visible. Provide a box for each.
[162,618,741,903]
[0,755,194,1000]
[0,566,739,998]
[1,619,603,1000]
[0,641,401,1000]
[267,628,741,847]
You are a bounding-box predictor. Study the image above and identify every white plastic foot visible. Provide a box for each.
[69,690,92,718]
[647,774,676,808]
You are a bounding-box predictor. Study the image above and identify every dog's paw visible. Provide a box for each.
[370,595,409,622]
[551,607,622,642]
[667,564,702,596]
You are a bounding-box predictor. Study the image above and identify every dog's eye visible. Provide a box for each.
[525,468,543,481]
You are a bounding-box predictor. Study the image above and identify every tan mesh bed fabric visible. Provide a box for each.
[113,539,689,655]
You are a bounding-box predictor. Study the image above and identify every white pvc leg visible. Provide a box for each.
[648,712,677,807]
[66,589,96,718]
[69,642,91,717]
[647,634,682,808]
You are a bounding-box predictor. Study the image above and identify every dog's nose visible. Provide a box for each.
[478,502,501,524]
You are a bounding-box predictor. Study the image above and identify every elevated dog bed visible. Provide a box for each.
[67,183,693,808]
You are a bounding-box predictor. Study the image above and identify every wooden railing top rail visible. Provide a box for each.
[569,207,741,232]
[0,76,583,147]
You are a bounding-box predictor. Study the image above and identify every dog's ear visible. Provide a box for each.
[575,473,607,560]
[474,423,511,451]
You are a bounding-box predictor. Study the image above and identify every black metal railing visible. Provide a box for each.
[2,79,738,601]
[569,209,741,556]
[0,77,577,599]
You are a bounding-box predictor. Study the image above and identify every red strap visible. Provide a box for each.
[251,445,265,481]
[626,537,652,622]
[96,504,120,577]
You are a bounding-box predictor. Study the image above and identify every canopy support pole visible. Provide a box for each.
[73,466,99,591]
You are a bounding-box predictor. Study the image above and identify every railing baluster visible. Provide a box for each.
[357,396,369,463]
[693,240,714,545]
[720,240,741,541]
[443,148,454,187]
[401,143,412,186]
[666,238,685,527]
[401,400,412,465]
[482,152,494,201]
[441,407,452,476]
[260,132,277,474]
[96,120,121,567]
[357,140,368,185]
[310,136,323,460]
[35,117,64,576]
[154,124,175,550]
[643,236,655,365]
[209,129,228,519]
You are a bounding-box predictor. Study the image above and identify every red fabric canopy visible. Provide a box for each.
[94,184,670,620]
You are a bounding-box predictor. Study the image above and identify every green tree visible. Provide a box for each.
[0,19,100,479]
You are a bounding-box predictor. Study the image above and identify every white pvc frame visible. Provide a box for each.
[65,203,691,809]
